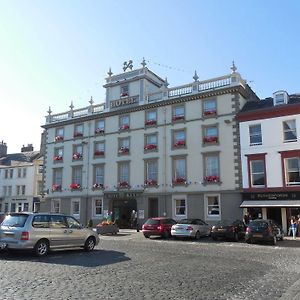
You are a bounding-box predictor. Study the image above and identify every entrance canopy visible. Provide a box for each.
[240,200,300,208]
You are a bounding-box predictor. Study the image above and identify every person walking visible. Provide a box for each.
[291,217,297,240]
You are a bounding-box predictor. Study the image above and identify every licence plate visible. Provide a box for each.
[217,229,226,232]
[253,234,262,238]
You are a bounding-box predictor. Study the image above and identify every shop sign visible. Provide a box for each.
[243,192,300,201]
[105,191,142,199]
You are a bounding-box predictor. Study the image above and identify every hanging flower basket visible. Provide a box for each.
[144,144,157,151]
[70,183,81,190]
[118,147,129,154]
[53,155,63,161]
[174,140,186,147]
[119,124,130,131]
[73,153,82,159]
[55,136,64,142]
[145,120,157,126]
[52,184,61,191]
[95,128,105,134]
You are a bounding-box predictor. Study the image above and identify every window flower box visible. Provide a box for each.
[94,150,104,156]
[118,181,130,188]
[172,115,185,122]
[55,136,64,142]
[173,177,187,185]
[52,184,61,191]
[73,152,82,160]
[203,110,217,116]
[118,147,129,154]
[53,155,63,161]
[119,124,130,131]
[174,140,186,147]
[70,183,81,190]
[144,144,157,151]
[73,132,83,138]
[203,136,218,143]
[145,120,157,126]
[95,128,105,134]
[204,176,220,183]
[93,183,104,189]
[144,179,157,186]
[120,92,128,97]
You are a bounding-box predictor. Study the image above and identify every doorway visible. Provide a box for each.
[148,197,158,218]
[267,207,282,226]
[112,198,137,229]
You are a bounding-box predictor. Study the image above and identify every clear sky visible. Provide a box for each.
[1,0,299,153]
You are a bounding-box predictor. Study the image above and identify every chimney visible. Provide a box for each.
[21,144,34,152]
[0,141,7,157]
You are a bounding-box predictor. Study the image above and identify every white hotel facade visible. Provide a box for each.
[41,60,258,227]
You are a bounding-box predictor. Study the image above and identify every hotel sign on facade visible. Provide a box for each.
[110,96,138,109]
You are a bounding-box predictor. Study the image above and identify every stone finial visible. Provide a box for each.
[164,77,169,88]
[107,67,113,77]
[141,57,147,68]
[69,101,74,110]
[193,70,199,82]
[89,96,94,106]
[230,60,237,73]
[47,106,52,115]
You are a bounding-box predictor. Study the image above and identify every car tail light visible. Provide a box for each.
[157,225,162,231]
[21,231,29,241]
[186,226,193,231]
[246,227,251,233]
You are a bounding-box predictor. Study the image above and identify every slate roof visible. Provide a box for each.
[240,93,300,113]
[0,151,41,166]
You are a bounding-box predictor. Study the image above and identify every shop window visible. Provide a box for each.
[173,196,187,218]
[71,200,80,217]
[205,194,221,220]
[51,199,60,213]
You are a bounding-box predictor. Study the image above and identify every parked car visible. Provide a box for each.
[171,218,211,240]
[211,219,246,241]
[245,219,284,245]
[142,217,177,238]
[0,212,100,256]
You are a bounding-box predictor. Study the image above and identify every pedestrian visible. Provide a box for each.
[297,214,300,237]
[243,211,251,226]
[290,217,297,240]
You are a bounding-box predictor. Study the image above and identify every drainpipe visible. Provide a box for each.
[163,106,167,216]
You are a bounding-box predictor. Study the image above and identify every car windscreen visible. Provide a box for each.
[144,219,160,225]
[215,220,233,226]
[1,214,29,227]
[249,221,268,229]
[178,219,193,224]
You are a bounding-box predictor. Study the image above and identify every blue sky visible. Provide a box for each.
[0,0,299,153]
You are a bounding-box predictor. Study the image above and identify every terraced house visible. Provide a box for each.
[41,60,259,227]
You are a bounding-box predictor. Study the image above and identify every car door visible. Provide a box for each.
[65,216,87,246]
[197,219,210,236]
[49,215,70,248]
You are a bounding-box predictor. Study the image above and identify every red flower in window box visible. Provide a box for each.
[53,155,63,161]
[174,140,186,147]
[70,183,81,190]
[94,150,104,156]
[55,136,64,142]
[118,147,129,154]
[118,181,130,188]
[173,177,186,184]
[144,179,157,186]
[204,176,220,183]
[95,128,105,134]
[145,120,157,126]
[119,124,130,130]
[52,184,61,191]
[120,92,128,97]
[93,183,104,189]
[144,144,157,151]
[172,115,185,122]
[73,132,83,138]
[204,110,217,116]
[203,136,218,143]
[73,152,82,159]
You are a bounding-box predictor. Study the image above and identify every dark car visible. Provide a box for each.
[245,219,284,245]
[211,219,246,241]
[142,217,177,238]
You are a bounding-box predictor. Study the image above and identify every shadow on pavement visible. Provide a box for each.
[0,248,130,267]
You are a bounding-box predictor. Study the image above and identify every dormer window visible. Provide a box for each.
[273,91,288,106]
[120,85,129,98]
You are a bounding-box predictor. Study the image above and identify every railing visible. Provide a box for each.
[46,74,244,124]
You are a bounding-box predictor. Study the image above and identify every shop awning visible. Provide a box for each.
[240,200,300,208]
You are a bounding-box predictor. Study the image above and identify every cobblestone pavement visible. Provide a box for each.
[1,230,300,300]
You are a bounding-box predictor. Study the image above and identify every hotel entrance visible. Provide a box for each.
[112,198,137,229]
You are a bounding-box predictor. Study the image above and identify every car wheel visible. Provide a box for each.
[34,239,49,257]
[84,237,96,251]
[143,234,150,238]
[195,231,201,240]
[233,232,239,242]
[272,236,277,246]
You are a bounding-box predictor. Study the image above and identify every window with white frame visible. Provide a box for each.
[145,159,158,185]
[120,85,129,97]
[16,185,26,196]
[93,198,103,216]
[118,162,130,184]
[173,196,187,218]
[285,157,300,185]
[145,133,158,151]
[249,124,262,145]
[145,110,157,125]
[119,115,130,130]
[203,126,218,144]
[53,168,63,188]
[73,144,83,159]
[118,137,130,154]
[203,154,220,183]
[203,99,217,116]
[205,194,220,219]
[74,124,84,137]
[51,199,60,213]
[72,166,82,185]
[71,200,80,216]
[95,119,105,133]
[94,141,105,156]
[93,164,104,185]
[55,127,64,140]
[172,156,187,183]
[283,120,297,142]
[172,105,185,121]
[173,129,186,148]
[250,160,265,187]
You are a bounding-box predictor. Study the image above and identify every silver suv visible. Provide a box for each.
[0,212,100,256]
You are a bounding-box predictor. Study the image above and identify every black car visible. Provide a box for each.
[211,220,246,241]
[245,219,284,245]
